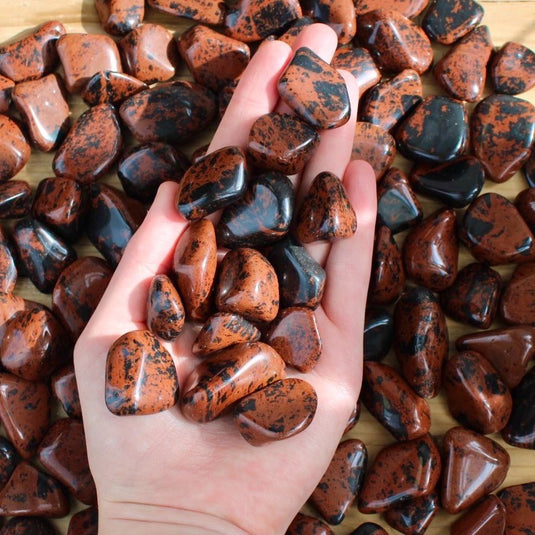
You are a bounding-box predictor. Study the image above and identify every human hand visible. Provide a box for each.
[74,23,377,535]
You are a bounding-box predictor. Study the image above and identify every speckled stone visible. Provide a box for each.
[364,307,393,362]
[301,0,356,44]
[119,81,216,144]
[358,9,433,74]
[68,506,98,535]
[500,263,535,325]
[516,187,535,232]
[287,513,334,535]
[0,114,31,181]
[442,427,509,514]
[12,73,70,152]
[358,434,441,513]
[181,341,286,423]
[354,0,428,16]
[394,286,448,399]
[0,243,16,293]
[359,68,423,131]
[278,17,314,45]
[498,482,535,534]
[0,21,65,82]
[383,492,440,535]
[81,70,147,107]
[278,47,350,130]
[0,293,25,340]
[310,439,367,525]
[0,436,18,490]
[295,171,357,243]
[0,75,13,113]
[0,516,57,534]
[332,47,381,93]
[147,0,225,24]
[361,361,431,440]
[234,378,317,445]
[147,274,185,341]
[450,494,506,535]
[460,192,535,265]
[0,180,32,219]
[344,401,361,434]
[471,94,535,183]
[444,351,512,434]
[51,364,82,419]
[349,523,388,535]
[490,41,535,95]
[95,0,144,35]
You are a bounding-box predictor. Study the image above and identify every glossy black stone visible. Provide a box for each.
[0,436,18,490]
[0,181,32,219]
[383,492,440,535]
[364,307,394,362]
[349,523,388,535]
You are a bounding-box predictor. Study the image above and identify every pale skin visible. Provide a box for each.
[74,23,377,534]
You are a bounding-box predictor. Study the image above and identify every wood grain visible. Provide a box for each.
[1,1,535,533]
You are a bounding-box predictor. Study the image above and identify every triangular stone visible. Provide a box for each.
[491,41,535,95]
[81,70,148,106]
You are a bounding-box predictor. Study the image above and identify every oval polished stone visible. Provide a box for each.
[173,218,217,322]
[358,434,441,514]
[278,47,350,130]
[295,171,357,243]
[450,494,506,535]
[0,115,31,181]
[460,192,535,265]
[301,0,356,44]
[68,506,98,535]
[361,361,431,440]
[349,523,388,535]
[310,439,367,525]
[57,33,122,93]
[265,307,322,372]
[444,351,512,434]
[234,378,317,446]
[0,516,57,534]
[51,364,81,419]
[147,274,185,341]
[0,21,65,82]
[147,0,225,24]
[359,68,423,132]
[358,9,433,74]
[456,325,535,389]
[500,263,535,325]
[86,183,146,268]
[0,180,32,219]
[442,427,509,514]
[216,247,279,323]
[0,461,68,517]
[0,436,18,490]
[178,24,250,92]
[11,73,70,152]
[0,75,13,113]
[120,80,216,144]
[52,256,112,340]
[332,47,381,94]
[383,492,440,535]
[106,330,179,416]
[287,513,334,535]
[247,112,319,174]
[498,482,535,534]
[181,341,286,423]
[410,156,485,208]
[81,70,148,107]
[95,0,144,35]
[0,372,50,459]
[491,41,535,95]
[394,286,448,399]
[53,103,122,183]
[217,172,294,248]
[0,243,16,293]
[368,224,405,305]
[471,94,535,183]
[402,208,458,291]
[364,307,393,362]
[396,95,469,164]
[12,218,77,293]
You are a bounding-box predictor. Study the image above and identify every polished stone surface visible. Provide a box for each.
[491,41,535,95]
[383,492,440,535]
[355,0,428,16]
[67,506,98,535]
[498,482,535,534]
[0,243,16,293]
[95,0,144,35]
[450,494,506,535]
[332,47,381,93]
[515,187,535,232]
[301,0,356,44]
[81,70,147,107]
[364,307,393,362]
[0,114,31,181]
[147,0,225,24]
[0,180,32,219]
[286,513,334,535]
[147,274,185,341]
[500,262,535,325]
[51,364,82,420]
[349,523,388,535]
[0,516,57,534]
[0,436,18,490]
[0,75,13,113]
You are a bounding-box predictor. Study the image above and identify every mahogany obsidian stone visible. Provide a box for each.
[490,41,535,95]
[147,0,225,25]
[0,114,31,181]
[51,364,82,420]
[0,436,18,489]
[383,492,440,535]
[81,70,148,106]
[67,506,98,535]
[364,307,394,362]
[0,516,57,534]
[286,513,334,535]
[332,47,381,94]
[498,482,535,534]
[349,523,387,535]
[301,0,357,44]
[0,180,32,219]
[450,494,506,535]
[94,0,144,35]
[147,274,185,341]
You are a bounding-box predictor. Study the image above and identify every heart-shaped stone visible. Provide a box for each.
[500,262,535,325]
[287,513,334,535]
[490,41,535,95]
[332,47,381,93]
[499,483,535,535]
[81,70,148,107]
[383,492,440,535]
[301,0,356,44]
[450,494,506,535]
[364,307,393,362]
[0,180,32,219]
[94,0,144,35]
[68,506,98,535]
[0,517,57,534]
[51,364,82,419]
[147,274,185,341]
[0,115,31,181]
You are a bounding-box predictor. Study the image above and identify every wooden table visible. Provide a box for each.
[1,1,535,533]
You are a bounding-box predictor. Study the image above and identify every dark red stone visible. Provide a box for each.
[147,0,225,24]
[516,187,535,232]
[364,307,393,362]
[0,243,16,293]
[0,516,57,534]
[354,0,428,17]
[147,274,185,341]
[51,364,82,419]
[332,47,381,94]
[81,70,148,107]
[286,513,334,535]
[0,75,13,113]
[0,293,25,340]
[0,114,31,181]
[278,17,314,46]
[383,492,440,535]
[450,494,506,535]
[490,41,535,95]
[0,180,32,219]
[498,482,535,534]
[301,0,356,44]
[349,523,387,535]
[0,436,18,490]
[344,401,361,434]
[500,263,535,325]
[68,506,98,535]
[95,0,144,35]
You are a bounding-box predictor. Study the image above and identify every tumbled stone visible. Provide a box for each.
[0,373,50,459]
[81,70,147,107]
[106,330,179,416]
[234,378,317,445]
[0,180,32,219]
[460,192,535,265]
[351,122,395,181]
[51,364,81,419]
[500,263,535,325]
[0,516,57,534]
[0,114,31,181]
[265,307,321,372]
[295,171,357,243]
[148,0,225,23]
[409,156,485,208]
[456,326,535,389]
[178,25,250,91]
[95,0,144,35]
[444,351,512,434]
[396,95,469,163]
[349,523,387,535]
[86,183,146,268]
[0,293,25,340]
[0,243,16,293]
[394,286,448,398]
[0,75,13,113]
[450,494,506,535]
[354,0,428,16]
[344,401,361,434]
[440,262,502,329]
[359,68,422,131]
[12,218,77,293]
[310,439,367,524]
[358,434,441,513]
[360,361,431,440]
[364,307,393,362]
[120,80,216,144]
[516,187,535,232]
[383,492,440,535]
[278,47,350,130]
[278,17,314,46]
[368,224,405,305]
[0,21,65,82]
[287,513,334,535]
[301,0,356,44]
[358,9,433,74]
[471,94,535,182]
[498,482,535,534]
[12,73,70,152]
[377,167,423,234]
[402,208,458,291]
[247,112,319,174]
[68,506,98,535]
[181,341,286,422]
[332,47,381,93]
[216,247,279,323]
[147,274,185,341]
[490,41,535,95]
[0,436,18,490]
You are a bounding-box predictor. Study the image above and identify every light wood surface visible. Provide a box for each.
[1,1,535,533]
